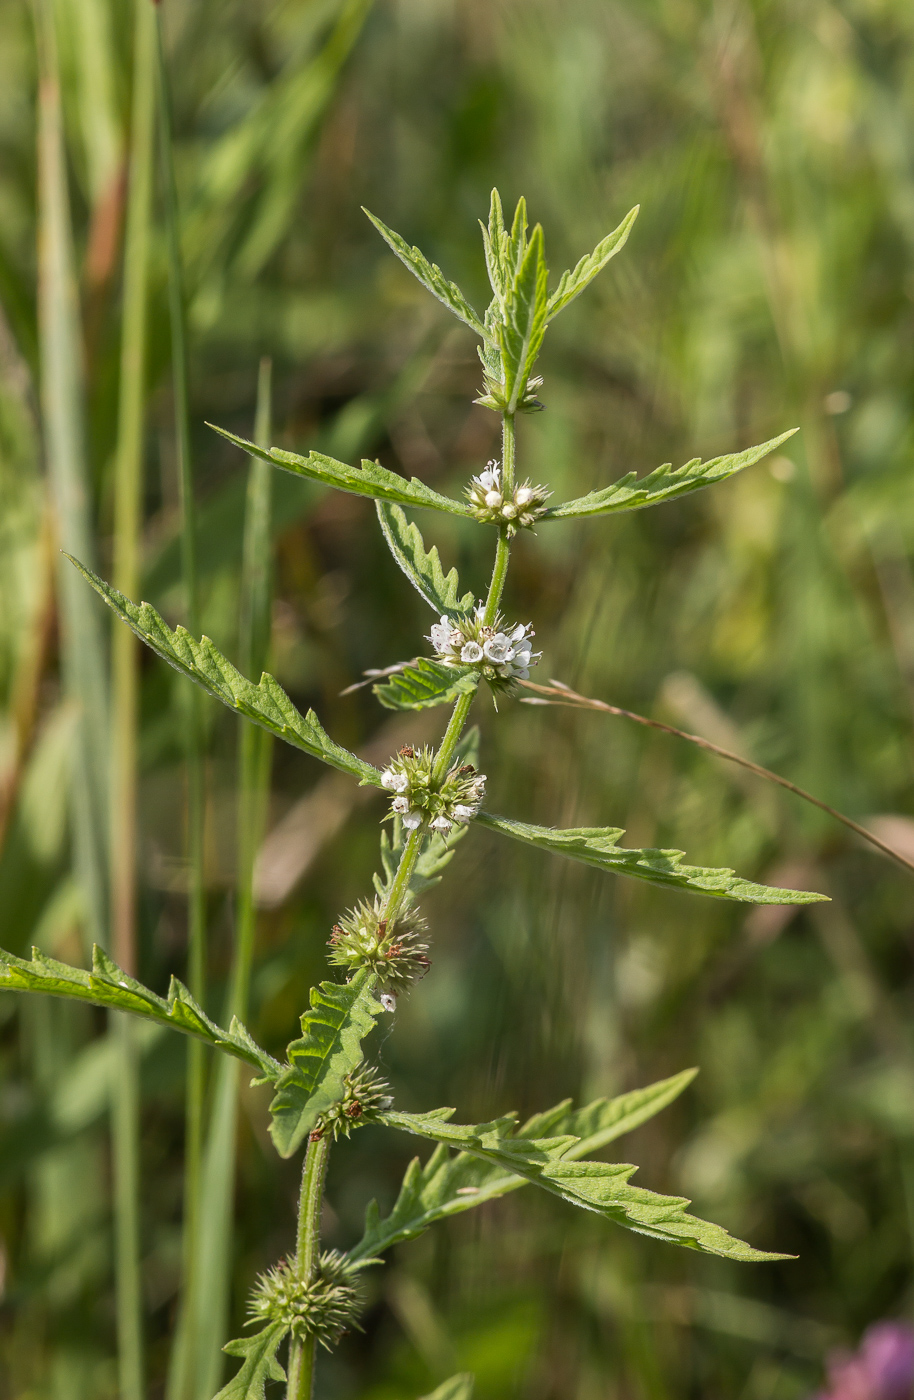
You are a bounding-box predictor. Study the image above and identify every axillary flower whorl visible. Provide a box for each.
[465,460,551,534]
[311,1062,393,1141]
[328,898,429,989]
[380,745,486,835]
[249,1250,362,1350]
[429,608,541,689]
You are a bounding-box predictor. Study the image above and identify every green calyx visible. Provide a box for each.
[249,1250,362,1350]
[381,745,487,834]
[311,1062,394,1141]
[328,899,430,990]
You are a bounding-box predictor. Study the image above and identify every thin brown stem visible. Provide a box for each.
[520,678,914,880]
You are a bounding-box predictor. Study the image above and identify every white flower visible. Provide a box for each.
[402,808,424,829]
[510,623,528,642]
[485,490,502,508]
[381,767,409,792]
[452,803,477,822]
[429,617,452,652]
[461,641,483,663]
[391,795,410,814]
[501,502,517,519]
[515,486,534,506]
[430,815,452,834]
[478,464,500,491]
[483,635,512,664]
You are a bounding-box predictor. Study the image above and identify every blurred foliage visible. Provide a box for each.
[3,0,914,1396]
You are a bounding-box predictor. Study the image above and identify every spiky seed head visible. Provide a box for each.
[313,1062,393,1141]
[326,898,429,989]
[249,1251,362,1350]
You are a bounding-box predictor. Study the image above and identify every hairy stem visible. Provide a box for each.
[286,1133,332,1400]
[500,411,516,493]
[381,826,425,923]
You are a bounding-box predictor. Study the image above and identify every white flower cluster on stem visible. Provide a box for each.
[380,745,486,834]
[465,460,551,532]
[429,607,541,686]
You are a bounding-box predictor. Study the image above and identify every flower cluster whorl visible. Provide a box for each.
[466,461,551,533]
[429,608,540,688]
[327,898,429,990]
[311,1062,393,1141]
[249,1250,362,1349]
[381,745,486,834]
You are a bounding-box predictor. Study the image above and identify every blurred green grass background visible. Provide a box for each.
[3,0,914,1395]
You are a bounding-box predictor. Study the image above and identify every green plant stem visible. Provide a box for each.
[157,11,208,1398]
[381,826,425,922]
[431,686,478,782]
[286,1133,332,1400]
[109,1,156,1395]
[500,410,516,493]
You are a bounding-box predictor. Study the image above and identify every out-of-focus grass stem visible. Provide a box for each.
[110,0,157,1395]
[193,359,273,1400]
[156,9,208,1398]
[33,0,109,946]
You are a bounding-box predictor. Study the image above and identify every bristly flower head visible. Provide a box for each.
[249,1250,362,1350]
[380,745,486,835]
[428,607,540,689]
[310,1062,393,1141]
[327,898,430,990]
[466,460,551,534]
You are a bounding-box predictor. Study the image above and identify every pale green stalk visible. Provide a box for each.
[109,1,157,1394]
[157,12,208,1398]
[33,0,109,951]
[193,362,274,1400]
[285,1134,332,1400]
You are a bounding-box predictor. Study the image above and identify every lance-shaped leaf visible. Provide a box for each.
[376,502,475,616]
[420,1378,475,1400]
[377,1108,789,1262]
[215,1323,287,1400]
[363,208,489,339]
[69,557,382,788]
[0,945,281,1080]
[548,431,798,520]
[347,1071,697,1267]
[546,206,640,320]
[480,188,510,302]
[374,658,479,712]
[473,812,827,905]
[209,425,472,517]
[269,969,382,1157]
[499,224,548,415]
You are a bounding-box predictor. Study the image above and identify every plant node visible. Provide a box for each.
[466,460,551,533]
[380,745,487,833]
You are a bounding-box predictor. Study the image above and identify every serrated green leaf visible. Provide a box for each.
[346,1071,697,1267]
[546,206,640,320]
[508,195,528,278]
[208,424,471,516]
[498,224,548,415]
[473,811,827,904]
[68,557,382,787]
[377,1108,790,1262]
[480,188,510,302]
[374,658,479,711]
[215,1322,287,1400]
[363,208,489,339]
[376,502,475,616]
[548,431,798,520]
[0,945,281,1079]
[268,970,382,1158]
[420,1377,475,1400]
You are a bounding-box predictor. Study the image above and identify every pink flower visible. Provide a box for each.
[815,1323,914,1400]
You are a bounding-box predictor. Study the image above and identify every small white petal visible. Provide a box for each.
[483,637,511,663]
[430,815,452,834]
[479,469,499,491]
[484,490,502,509]
[515,487,533,506]
[501,503,517,519]
[510,623,528,641]
[392,795,409,814]
[452,804,476,822]
[381,768,397,789]
[461,641,484,663]
[403,809,424,829]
